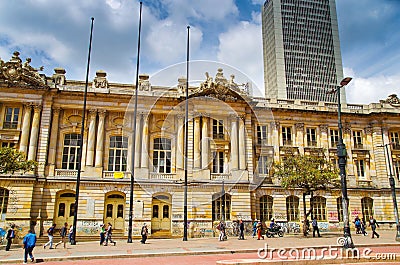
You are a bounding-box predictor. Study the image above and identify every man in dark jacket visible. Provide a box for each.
[238,219,245,240]
[23,230,37,264]
[140,223,148,244]
[368,216,380,239]
[6,224,16,251]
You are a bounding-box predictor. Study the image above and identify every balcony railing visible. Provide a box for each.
[103,171,130,179]
[55,169,78,177]
[307,140,318,147]
[150,173,176,180]
[213,133,225,140]
[211,173,230,181]
[353,143,364,149]
[283,139,292,146]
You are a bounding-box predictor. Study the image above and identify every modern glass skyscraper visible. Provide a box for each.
[262,0,345,102]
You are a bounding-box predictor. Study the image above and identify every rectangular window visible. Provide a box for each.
[257,156,269,175]
[3,107,20,129]
[108,136,128,171]
[356,159,366,179]
[213,120,224,139]
[257,125,268,145]
[353,131,363,149]
[62,134,81,170]
[394,160,400,181]
[153,138,171,173]
[306,128,317,147]
[329,129,339,147]
[1,142,16,148]
[390,132,400,150]
[282,126,292,146]
[212,151,224,173]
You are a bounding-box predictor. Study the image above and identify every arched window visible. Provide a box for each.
[153,138,171,173]
[212,193,231,221]
[0,188,9,215]
[62,134,81,170]
[312,196,326,221]
[260,195,273,221]
[286,195,299,221]
[361,197,374,220]
[108,136,128,171]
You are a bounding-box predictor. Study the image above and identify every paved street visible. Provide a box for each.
[1,230,399,264]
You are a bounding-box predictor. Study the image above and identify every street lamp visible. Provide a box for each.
[327,77,354,248]
[378,142,400,241]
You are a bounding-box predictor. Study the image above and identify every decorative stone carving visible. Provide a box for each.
[270,121,280,130]
[139,74,150,91]
[191,68,249,102]
[93,70,108,89]
[177,77,186,94]
[52,68,66,86]
[380,94,400,107]
[343,123,351,134]
[0,51,48,88]
[295,123,304,130]
[319,124,328,133]
[364,125,373,135]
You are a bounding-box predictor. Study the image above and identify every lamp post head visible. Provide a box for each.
[340,77,352,87]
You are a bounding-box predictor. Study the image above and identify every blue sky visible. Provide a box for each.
[0,0,399,104]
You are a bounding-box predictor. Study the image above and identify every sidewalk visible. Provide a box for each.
[1,230,399,264]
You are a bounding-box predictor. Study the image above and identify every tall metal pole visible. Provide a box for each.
[382,143,400,241]
[128,1,143,243]
[183,25,190,241]
[71,17,95,245]
[336,78,354,248]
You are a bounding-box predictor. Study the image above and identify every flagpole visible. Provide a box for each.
[71,17,95,245]
[128,1,142,243]
[183,25,190,241]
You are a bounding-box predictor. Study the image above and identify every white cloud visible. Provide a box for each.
[217,21,264,95]
[344,68,400,104]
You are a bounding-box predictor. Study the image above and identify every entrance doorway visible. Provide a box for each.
[151,194,171,232]
[55,192,75,228]
[104,193,125,230]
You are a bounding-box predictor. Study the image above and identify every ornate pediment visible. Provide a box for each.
[190,68,249,102]
[0,51,48,89]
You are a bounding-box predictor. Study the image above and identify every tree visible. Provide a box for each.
[0,147,37,174]
[273,152,340,236]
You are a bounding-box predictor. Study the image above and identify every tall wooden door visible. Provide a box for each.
[55,192,75,228]
[104,194,125,230]
[151,194,171,231]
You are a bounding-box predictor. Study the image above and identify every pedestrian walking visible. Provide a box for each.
[5,224,16,251]
[360,219,368,236]
[99,224,106,245]
[238,219,245,240]
[252,219,258,238]
[55,222,68,248]
[43,223,56,249]
[68,225,74,244]
[22,229,36,264]
[354,216,361,234]
[217,221,226,241]
[368,216,380,239]
[140,223,148,244]
[256,220,264,240]
[104,222,116,246]
[312,217,321,237]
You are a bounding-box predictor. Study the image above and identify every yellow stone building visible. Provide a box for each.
[0,52,399,238]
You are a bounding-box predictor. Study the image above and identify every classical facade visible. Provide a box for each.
[0,52,399,238]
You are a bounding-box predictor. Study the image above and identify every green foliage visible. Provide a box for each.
[0,147,37,174]
[273,153,340,192]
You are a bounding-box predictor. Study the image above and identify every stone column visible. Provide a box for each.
[48,108,61,174]
[28,105,42,161]
[295,123,304,154]
[86,109,97,166]
[134,114,141,168]
[19,103,32,154]
[238,116,246,170]
[201,116,209,169]
[271,121,280,162]
[141,114,149,169]
[95,110,106,167]
[230,115,239,170]
[193,116,201,169]
[176,114,185,169]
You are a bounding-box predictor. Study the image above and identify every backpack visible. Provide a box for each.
[355,220,360,226]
